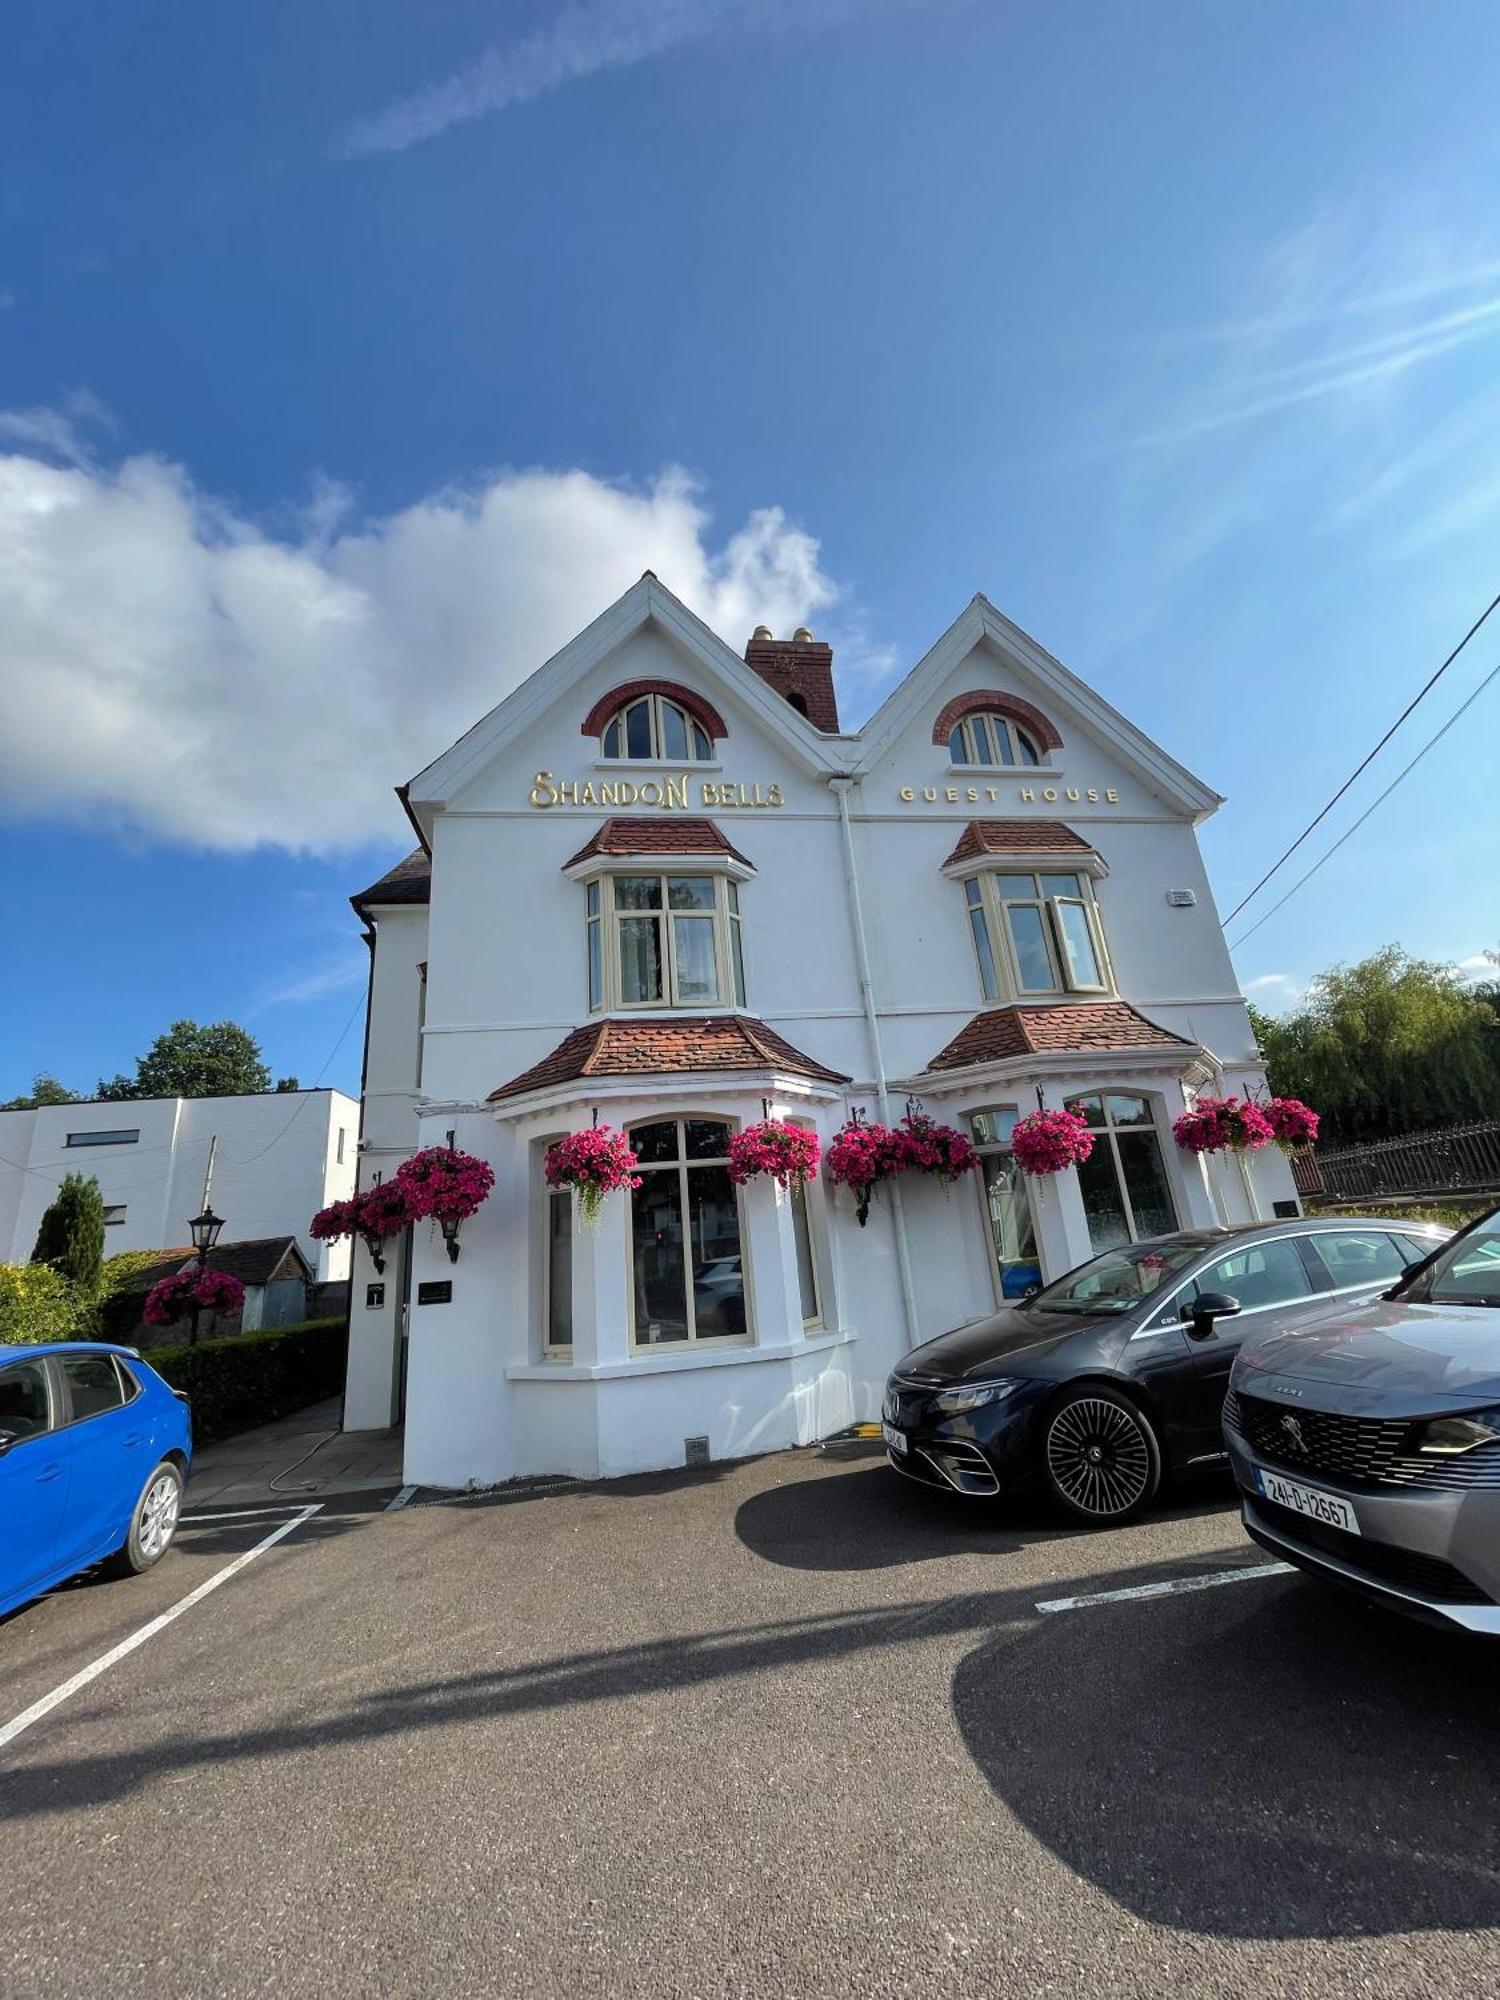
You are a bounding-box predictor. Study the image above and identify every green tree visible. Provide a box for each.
[98,1019,274,1101]
[1,1073,81,1112]
[30,1172,107,1291]
[1250,947,1500,1148]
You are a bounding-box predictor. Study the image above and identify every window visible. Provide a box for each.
[0,1358,52,1443]
[544,1187,573,1352]
[628,1119,747,1347]
[59,1353,128,1421]
[601,694,714,762]
[786,1120,823,1328]
[1191,1237,1314,1314]
[963,871,1109,1001]
[591,874,747,1010]
[968,1108,1042,1299]
[948,712,1043,768]
[336,1129,346,1165]
[1068,1092,1177,1252]
[65,1129,140,1148]
[1306,1230,1408,1292]
[102,1204,127,1227]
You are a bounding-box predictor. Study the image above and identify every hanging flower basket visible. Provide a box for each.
[1172,1095,1274,1155]
[727,1121,822,1188]
[824,1119,901,1227]
[394,1146,496,1260]
[887,1112,978,1184]
[357,1181,422,1271]
[143,1266,245,1328]
[310,1196,364,1244]
[1010,1108,1094,1177]
[1264,1097,1320,1150]
[544,1125,642,1229]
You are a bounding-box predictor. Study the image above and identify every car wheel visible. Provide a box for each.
[102,1460,185,1577]
[1040,1387,1161,1526]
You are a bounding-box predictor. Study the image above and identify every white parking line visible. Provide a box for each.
[1036,1561,1294,1615]
[180,1505,314,1523]
[0,1504,322,1754]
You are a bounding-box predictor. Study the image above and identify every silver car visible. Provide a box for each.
[1225,1204,1500,1634]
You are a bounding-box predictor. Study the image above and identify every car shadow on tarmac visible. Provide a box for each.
[734,1448,1238,1570]
[952,1565,1500,1940]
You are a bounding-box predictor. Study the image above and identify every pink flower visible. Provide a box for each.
[1010,1109,1094,1177]
[1264,1097,1319,1149]
[886,1113,978,1183]
[394,1146,496,1223]
[143,1266,246,1327]
[545,1126,642,1227]
[727,1121,822,1188]
[1172,1095,1275,1155]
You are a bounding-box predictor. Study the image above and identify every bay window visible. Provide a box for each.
[628,1119,748,1347]
[1069,1092,1177,1251]
[588,873,747,1010]
[962,870,1110,1002]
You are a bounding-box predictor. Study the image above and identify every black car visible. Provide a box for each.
[881,1216,1448,1525]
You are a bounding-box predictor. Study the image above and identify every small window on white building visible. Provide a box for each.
[544,1187,573,1353]
[968,1109,1042,1300]
[962,872,1110,1002]
[336,1129,346,1164]
[102,1204,127,1227]
[65,1129,140,1148]
[628,1119,747,1348]
[1069,1093,1177,1251]
[590,875,747,1011]
[601,694,714,762]
[948,713,1043,768]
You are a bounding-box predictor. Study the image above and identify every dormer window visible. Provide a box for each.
[948,713,1043,768]
[601,694,714,763]
[962,870,1111,1001]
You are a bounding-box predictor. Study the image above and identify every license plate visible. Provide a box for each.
[882,1422,909,1455]
[1253,1464,1360,1535]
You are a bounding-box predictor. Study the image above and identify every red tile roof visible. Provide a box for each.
[924,1001,1194,1072]
[488,1016,848,1102]
[942,820,1096,868]
[562,817,753,871]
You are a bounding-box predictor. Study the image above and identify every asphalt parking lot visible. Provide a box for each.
[3,1446,1498,1998]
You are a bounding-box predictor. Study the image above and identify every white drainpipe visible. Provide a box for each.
[831,778,922,1350]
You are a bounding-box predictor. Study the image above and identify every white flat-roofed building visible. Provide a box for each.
[343,575,1296,1487]
[0,1089,360,1281]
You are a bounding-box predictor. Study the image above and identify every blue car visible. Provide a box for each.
[0,1341,193,1620]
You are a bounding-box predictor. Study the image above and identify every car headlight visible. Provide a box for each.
[1415,1408,1500,1456]
[932,1380,1023,1414]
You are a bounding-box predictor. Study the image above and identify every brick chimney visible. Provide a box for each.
[743,626,840,731]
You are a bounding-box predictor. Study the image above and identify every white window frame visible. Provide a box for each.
[1071,1090,1178,1246]
[590,871,747,1012]
[948,713,1044,769]
[961,869,1113,1002]
[601,694,715,763]
[786,1117,825,1331]
[542,1182,574,1357]
[967,1106,1042,1308]
[627,1116,753,1352]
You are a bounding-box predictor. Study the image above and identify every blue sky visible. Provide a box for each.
[4,0,1499,1100]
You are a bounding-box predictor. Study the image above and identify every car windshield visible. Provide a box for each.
[1408,1210,1500,1307]
[1029,1241,1205,1314]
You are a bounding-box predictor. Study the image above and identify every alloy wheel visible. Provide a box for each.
[1045,1396,1153,1519]
[139,1472,181,1561]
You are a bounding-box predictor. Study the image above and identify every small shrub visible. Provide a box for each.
[0,1263,88,1344]
[148,1317,348,1445]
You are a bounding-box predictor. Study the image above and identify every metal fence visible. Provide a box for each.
[1303,1119,1500,1202]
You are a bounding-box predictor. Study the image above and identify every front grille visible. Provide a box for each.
[1227,1390,1500,1493]
[1253,1496,1493,1605]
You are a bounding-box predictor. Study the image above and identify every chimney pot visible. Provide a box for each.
[751,624,774,641]
[792,626,813,643]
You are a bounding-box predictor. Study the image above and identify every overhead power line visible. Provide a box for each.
[1223,584,1500,925]
[1227,654,1500,951]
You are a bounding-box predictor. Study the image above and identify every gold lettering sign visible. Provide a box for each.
[528,772,786,811]
[896,783,1119,806]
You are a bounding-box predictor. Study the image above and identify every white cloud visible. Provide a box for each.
[0,427,841,854]
[339,0,895,158]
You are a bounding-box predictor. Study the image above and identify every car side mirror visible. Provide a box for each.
[1182,1291,1241,1342]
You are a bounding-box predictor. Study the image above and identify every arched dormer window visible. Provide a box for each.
[602,693,714,762]
[948,713,1042,769]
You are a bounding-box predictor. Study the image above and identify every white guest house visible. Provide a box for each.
[343,576,1295,1487]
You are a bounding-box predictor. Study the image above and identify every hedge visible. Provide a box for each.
[147,1317,348,1446]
